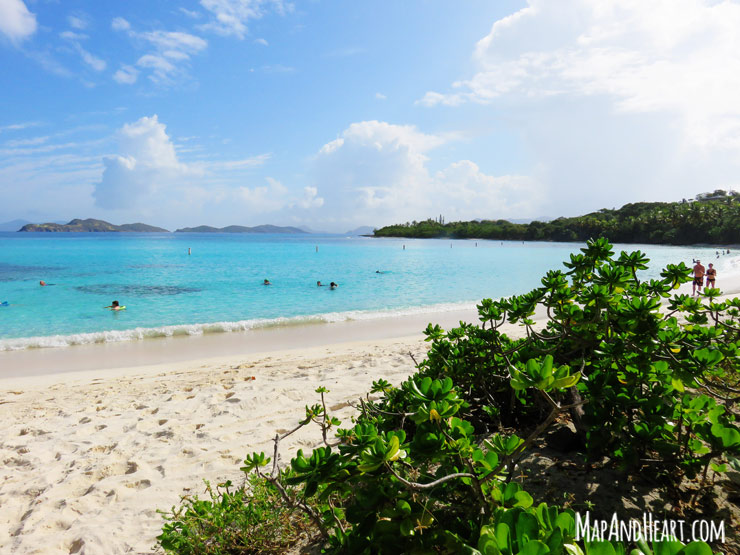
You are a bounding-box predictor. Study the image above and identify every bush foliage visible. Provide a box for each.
[160,239,739,554]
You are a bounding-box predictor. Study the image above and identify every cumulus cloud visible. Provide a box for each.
[199,0,290,39]
[94,115,190,209]
[92,116,321,225]
[311,121,539,228]
[418,0,740,214]
[0,0,37,44]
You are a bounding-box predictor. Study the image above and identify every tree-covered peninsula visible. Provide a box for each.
[374,190,740,245]
[19,218,169,232]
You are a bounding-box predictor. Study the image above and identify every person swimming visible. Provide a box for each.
[317,281,324,286]
[263,279,271,285]
[330,282,338,289]
[105,300,125,311]
[39,280,56,286]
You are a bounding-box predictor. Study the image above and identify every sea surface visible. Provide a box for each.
[0,232,736,350]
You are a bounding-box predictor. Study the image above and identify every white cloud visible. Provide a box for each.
[67,14,89,30]
[136,54,177,83]
[74,44,106,71]
[60,30,106,72]
[94,115,189,209]
[375,92,386,100]
[60,31,87,41]
[91,116,315,225]
[418,0,740,214]
[0,0,37,44]
[113,64,139,84]
[117,26,208,84]
[4,135,49,147]
[210,153,271,170]
[0,121,41,133]
[312,121,539,228]
[254,37,268,46]
[111,17,130,32]
[179,8,202,19]
[141,30,208,55]
[198,0,290,39]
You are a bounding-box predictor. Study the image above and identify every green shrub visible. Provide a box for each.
[158,474,312,554]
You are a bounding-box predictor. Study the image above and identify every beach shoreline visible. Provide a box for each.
[1,278,739,554]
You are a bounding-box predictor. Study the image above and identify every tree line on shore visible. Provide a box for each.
[373,190,740,245]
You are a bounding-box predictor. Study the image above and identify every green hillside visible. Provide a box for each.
[19,218,169,232]
[374,190,740,245]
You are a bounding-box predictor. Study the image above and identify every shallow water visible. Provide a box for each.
[0,232,732,350]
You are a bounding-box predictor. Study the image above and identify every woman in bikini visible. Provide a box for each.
[705,263,717,288]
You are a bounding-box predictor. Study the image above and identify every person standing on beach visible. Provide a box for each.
[705,263,717,288]
[692,260,705,295]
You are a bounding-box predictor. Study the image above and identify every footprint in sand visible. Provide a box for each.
[126,479,151,490]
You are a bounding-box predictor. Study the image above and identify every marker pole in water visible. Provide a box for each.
[188,247,191,255]
[316,245,318,253]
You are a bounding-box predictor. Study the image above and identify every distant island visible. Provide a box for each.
[175,224,307,234]
[19,219,169,233]
[345,225,376,236]
[374,190,740,245]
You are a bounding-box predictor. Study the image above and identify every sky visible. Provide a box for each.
[1,0,740,232]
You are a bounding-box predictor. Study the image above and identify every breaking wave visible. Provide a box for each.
[0,300,477,352]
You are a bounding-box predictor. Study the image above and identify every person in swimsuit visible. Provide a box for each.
[330,282,338,289]
[692,260,705,295]
[105,300,124,311]
[705,263,717,288]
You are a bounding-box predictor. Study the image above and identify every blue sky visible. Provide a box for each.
[2,0,740,231]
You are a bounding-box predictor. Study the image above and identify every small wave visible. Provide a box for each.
[720,253,740,277]
[0,300,477,352]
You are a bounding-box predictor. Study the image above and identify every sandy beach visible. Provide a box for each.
[1,277,739,554]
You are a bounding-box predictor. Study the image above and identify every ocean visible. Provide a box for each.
[0,232,734,351]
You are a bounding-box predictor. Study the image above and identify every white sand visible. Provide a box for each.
[1,275,738,554]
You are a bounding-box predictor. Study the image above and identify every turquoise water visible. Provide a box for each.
[0,232,731,350]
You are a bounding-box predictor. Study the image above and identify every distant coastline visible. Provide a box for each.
[19,219,169,233]
[14,219,309,234]
[373,192,740,246]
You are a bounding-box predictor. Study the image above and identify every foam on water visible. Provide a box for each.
[0,300,476,351]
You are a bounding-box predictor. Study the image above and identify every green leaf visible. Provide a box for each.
[520,540,551,555]
[676,542,713,555]
[585,542,617,555]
